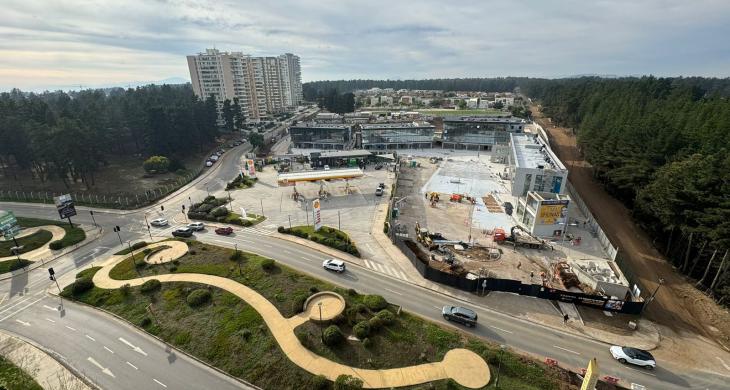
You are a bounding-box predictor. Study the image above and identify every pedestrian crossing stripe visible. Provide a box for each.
[363,259,409,281]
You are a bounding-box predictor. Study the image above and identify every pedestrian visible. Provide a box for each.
[530,271,534,280]
[563,314,569,324]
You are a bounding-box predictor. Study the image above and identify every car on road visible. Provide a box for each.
[442,305,478,327]
[378,183,386,189]
[215,226,234,235]
[609,346,656,370]
[171,227,194,238]
[150,218,168,227]
[187,222,205,231]
[322,258,346,273]
[375,187,384,196]
[323,165,330,171]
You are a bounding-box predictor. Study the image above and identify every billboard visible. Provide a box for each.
[537,199,569,225]
[243,159,257,178]
[312,198,322,231]
[54,194,77,219]
[580,358,599,390]
[0,211,21,241]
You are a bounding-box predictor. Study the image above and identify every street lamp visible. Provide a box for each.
[495,344,506,388]
[318,302,324,342]
[640,277,665,315]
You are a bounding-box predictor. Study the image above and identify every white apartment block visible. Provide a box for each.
[187,49,303,120]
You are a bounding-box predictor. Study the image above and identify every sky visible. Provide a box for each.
[1,0,730,91]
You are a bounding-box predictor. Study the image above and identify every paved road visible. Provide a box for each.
[1,117,728,389]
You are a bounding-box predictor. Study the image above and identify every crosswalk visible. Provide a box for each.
[363,259,410,281]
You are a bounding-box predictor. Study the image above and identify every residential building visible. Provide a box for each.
[441,116,526,150]
[289,122,352,150]
[358,122,435,150]
[187,49,303,120]
[508,133,568,197]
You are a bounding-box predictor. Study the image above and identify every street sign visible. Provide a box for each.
[54,194,77,219]
[0,211,21,241]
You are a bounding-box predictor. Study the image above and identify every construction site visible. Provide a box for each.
[392,153,633,302]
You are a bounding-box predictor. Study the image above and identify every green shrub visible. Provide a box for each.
[210,206,229,217]
[143,155,170,173]
[230,251,243,261]
[120,284,131,296]
[363,295,388,311]
[353,320,370,339]
[293,294,308,314]
[239,328,252,341]
[362,337,373,349]
[383,222,389,234]
[140,279,161,293]
[355,303,367,314]
[186,289,212,307]
[322,325,344,346]
[203,195,216,203]
[278,226,286,233]
[310,374,330,390]
[71,277,94,295]
[261,258,276,271]
[334,374,363,390]
[347,288,358,296]
[311,236,320,243]
[49,240,63,250]
[309,286,319,294]
[368,316,384,331]
[332,314,346,325]
[139,317,152,327]
[376,309,395,325]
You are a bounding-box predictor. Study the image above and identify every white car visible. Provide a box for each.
[210,155,219,162]
[609,346,656,370]
[150,218,168,227]
[322,259,346,273]
[187,222,205,231]
[323,165,330,171]
[205,160,213,167]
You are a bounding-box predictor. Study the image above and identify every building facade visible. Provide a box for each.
[441,116,526,151]
[515,191,571,238]
[187,49,303,120]
[289,123,352,150]
[358,122,435,150]
[508,133,568,197]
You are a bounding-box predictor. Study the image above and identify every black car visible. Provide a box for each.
[172,228,194,238]
[442,305,478,327]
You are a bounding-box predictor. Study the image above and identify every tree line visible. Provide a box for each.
[307,88,355,114]
[0,85,219,189]
[303,77,529,97]
[523,76,730,305]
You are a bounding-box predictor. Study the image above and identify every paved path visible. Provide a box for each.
[92,243,490,389]
[0,226,66,262]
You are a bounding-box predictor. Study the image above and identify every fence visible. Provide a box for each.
[0,167,203,210]
[565,181,618,260]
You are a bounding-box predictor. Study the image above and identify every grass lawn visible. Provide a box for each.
[279,225,360,257]
[0,355,43,390]
[0,229,52,257]
[0,259,32,274]
[16,217,86,249]
[62,240,567,389]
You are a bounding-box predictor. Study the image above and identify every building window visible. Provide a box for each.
[522,174,532,196]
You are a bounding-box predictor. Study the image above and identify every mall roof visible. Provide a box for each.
[510,133,566,171]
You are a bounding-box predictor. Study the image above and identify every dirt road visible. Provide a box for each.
[531,105,730,350]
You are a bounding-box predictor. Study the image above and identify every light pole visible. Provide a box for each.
[495,344,506,388]
[288,215,292,229]
[227,191,233,212]
[89,210,97,227]
[640,277,665,315]
[188,196,193,208]
[128,240,141,276]
[205,183,210,198]
[338,210,341,231]
[260,199,264,217]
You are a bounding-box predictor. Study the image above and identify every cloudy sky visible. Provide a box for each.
[2,0,729,91]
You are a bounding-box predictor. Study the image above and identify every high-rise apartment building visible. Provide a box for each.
[187,49,303,120]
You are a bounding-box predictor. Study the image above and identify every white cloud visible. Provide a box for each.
[1,0,729,90]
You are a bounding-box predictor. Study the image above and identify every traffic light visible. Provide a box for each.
[48,267,55,281]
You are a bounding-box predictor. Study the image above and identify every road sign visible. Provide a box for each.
[0,211,21,241]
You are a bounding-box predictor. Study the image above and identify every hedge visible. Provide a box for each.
[140,279,161,293]
[186,289,212,307]
[71,277,94,295]
[363,295,388,311]
[353,320,370,339]
[323,325,344,346]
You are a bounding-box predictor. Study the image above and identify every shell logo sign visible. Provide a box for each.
[312,199,322,231]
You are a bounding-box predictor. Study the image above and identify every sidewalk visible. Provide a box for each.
[0,330,91,390]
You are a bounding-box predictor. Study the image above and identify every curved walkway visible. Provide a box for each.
[91,242,490,389]
[0,225,66,262]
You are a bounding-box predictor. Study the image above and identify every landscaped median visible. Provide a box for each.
[59,238,571,390]
[278,225,360,257]
[187,196,265,227]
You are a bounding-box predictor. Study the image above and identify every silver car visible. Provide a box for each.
[150,218,168,227]
[187,222,205,231]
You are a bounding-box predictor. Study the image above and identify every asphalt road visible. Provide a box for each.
[1,117,728,389]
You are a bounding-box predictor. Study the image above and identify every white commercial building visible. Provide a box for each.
[187,49,303,120]
[515,191,571,238]
[508,133,568,196]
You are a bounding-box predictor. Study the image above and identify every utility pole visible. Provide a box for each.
[640,277,665,316]
[128,241,141,276]
[89,210,97,227]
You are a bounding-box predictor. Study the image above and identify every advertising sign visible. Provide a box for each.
[54,194,77,219]
[0,211,21,241]
[537,199,569,225]
[246,159,257,178]
[580,358,599,390]
[312,198,322,231]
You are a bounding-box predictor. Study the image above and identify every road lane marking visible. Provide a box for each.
[65,325,77,331]
[0,294,7,306]
[489,325,514,334]
[0,296,35,315]
[45,318,56,323]
[104,346,114,354]
[553,345,580,355]
[0,296,45,322]
[15,319,31,326]
[153,379,168,387]
[126,361,138,370]
[87,357,115,378]
[716,356,730,371]
[86,334,96,342]
[43,305,57,311]
[118,337,148,356]
[383,288,402,295]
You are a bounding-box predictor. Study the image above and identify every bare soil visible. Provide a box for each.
[531,105,730,350]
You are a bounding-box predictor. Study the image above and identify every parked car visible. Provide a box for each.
[374,164,383,170]
[215,226,234,235]
[442,305,478,327]
[323,165,330,171]
[378,183,386,189]
[205,160,214,167]
[171,227,194,238]
[322,258,346,273]
[210,155,219,161]
[150,218,168,227]
[375,187,384,196]
[187,222,205,231]
[609,346,656,370]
